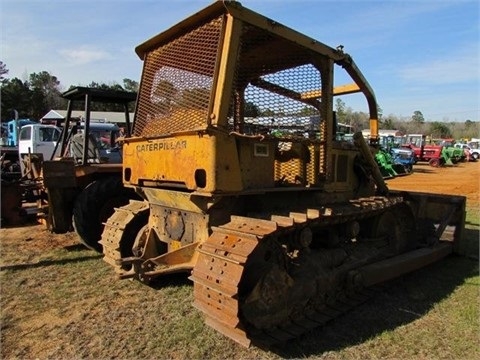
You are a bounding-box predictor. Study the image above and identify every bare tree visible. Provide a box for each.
[0,61,8,81]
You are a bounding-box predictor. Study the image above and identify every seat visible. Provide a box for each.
[69,133,101,164]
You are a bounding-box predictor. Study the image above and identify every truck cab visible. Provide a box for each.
[18,124,61,158]
[18,124,62,174]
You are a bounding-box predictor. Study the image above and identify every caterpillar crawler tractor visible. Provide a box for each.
[101,1,466,348]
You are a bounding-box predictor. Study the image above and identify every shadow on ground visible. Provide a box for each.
[0,217,41,229]
[410,167,435,173]
[64,244,90,252]
[462,227,479,260]
[268,254,478,358]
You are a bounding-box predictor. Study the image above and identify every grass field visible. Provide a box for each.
[1,165,479,359]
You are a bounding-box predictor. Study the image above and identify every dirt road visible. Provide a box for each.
[387,161,479,211]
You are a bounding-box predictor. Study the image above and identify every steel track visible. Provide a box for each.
[190,195,403,347]
[100,200,150,275]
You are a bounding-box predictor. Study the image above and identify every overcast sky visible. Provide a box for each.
[1,0,479,121]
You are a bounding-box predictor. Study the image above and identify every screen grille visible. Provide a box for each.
[230,23,327,182]
[134,16,224,137]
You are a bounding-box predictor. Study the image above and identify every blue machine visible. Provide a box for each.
[382,135,415,172]
[6,119,37,146]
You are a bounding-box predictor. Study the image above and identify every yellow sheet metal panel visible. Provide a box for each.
[213,133,243,192]
[123,135,210,190]
[122,133,243,193]
[236,138,276,188]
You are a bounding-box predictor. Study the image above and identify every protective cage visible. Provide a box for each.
[134,15,224,136]
[230,22,328,184]
[134,9,334,186]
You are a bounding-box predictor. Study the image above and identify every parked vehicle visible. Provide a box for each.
[436,139,466,163]
[380,135,415,174]
[69,121,123,164]
[1,122,61,179]
[0,123,61,225]
[358,133,414,177]
[1,119,47,177]
[4,118,37,147]
[99,1,466,348]
[18,123,62,169]
[41,86,139,251]
[454,143,479,161]
[402,134,451,167]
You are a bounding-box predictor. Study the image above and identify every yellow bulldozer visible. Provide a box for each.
[100,1,466,347]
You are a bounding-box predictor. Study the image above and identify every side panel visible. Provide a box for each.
[323,146,367,194]
[391,190,467,254]
[122,133,243,192]
[42,159,77,188]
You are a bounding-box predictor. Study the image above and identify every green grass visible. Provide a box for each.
[464,204,480,260]
[1,213,479,359]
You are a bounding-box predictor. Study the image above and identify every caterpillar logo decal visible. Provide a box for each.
[136,140,187,152]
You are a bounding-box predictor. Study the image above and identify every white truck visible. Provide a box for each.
[17,121,123,174]
[454,143,480,161]
[0,123,61,178]
[0,123,61,225]
[18,124,62,163]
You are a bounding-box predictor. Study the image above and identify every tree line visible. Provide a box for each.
[0,61,138,122]
[1,61,478,140]
[334,98,479,141]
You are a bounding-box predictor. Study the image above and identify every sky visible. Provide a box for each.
[1,0,479,122]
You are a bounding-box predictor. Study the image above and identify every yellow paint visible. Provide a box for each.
[170,240,182,251]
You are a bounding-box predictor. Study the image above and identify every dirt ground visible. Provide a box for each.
[0,161,478,359]
[386,161,480,210]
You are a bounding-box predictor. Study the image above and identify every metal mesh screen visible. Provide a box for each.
[134,16,224,137]
[231,23,327,183]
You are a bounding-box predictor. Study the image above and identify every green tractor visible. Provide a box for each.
[374,136,414,178]
[438,139,465,164]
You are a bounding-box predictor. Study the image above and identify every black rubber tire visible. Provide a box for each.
[73,177,140,252]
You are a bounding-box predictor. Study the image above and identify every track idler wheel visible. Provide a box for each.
[101,200,149,274]
[239,237,349,332]
[369,203,416,255]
